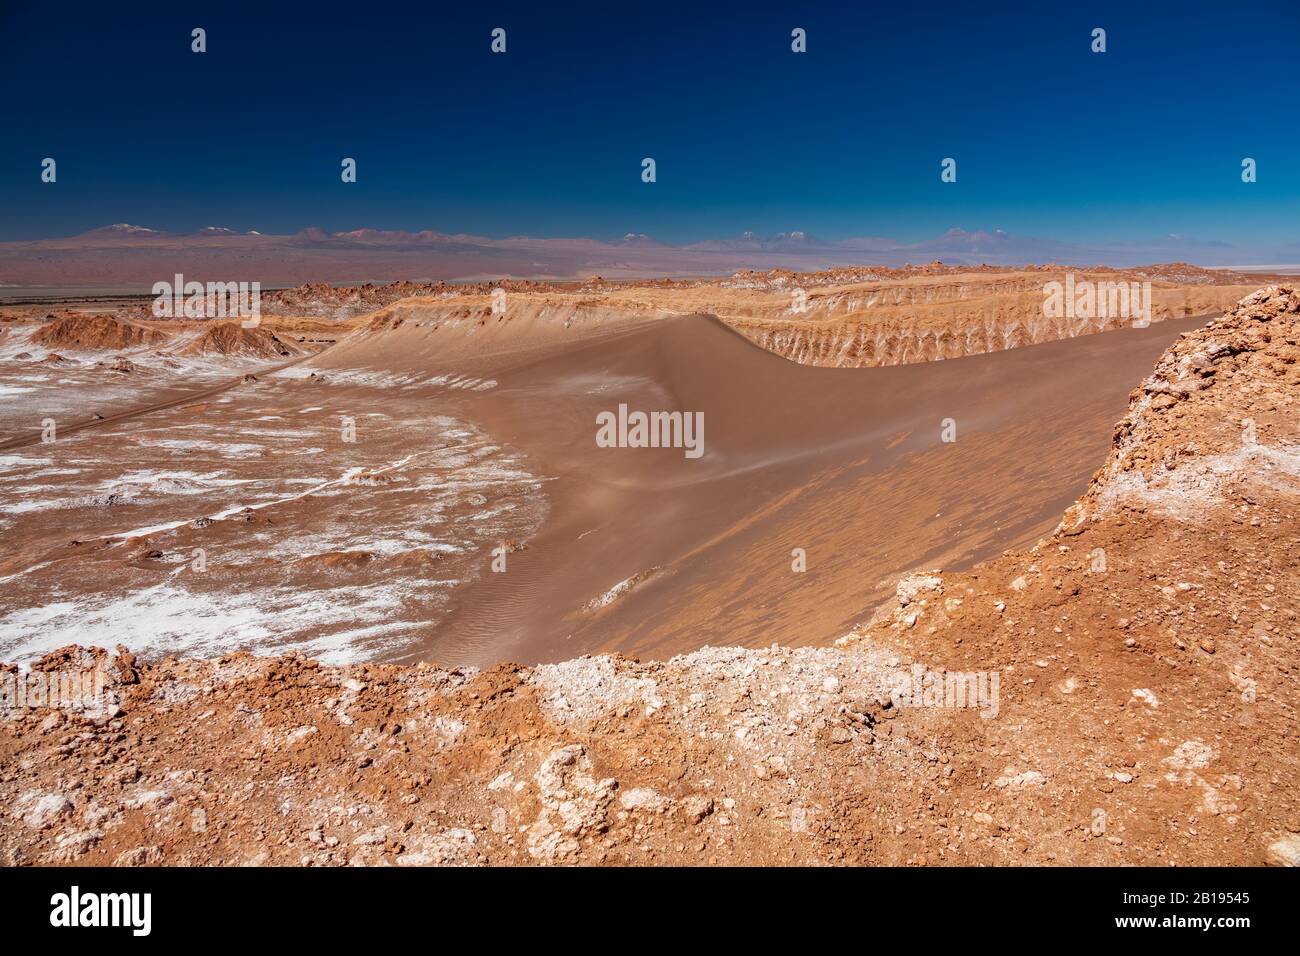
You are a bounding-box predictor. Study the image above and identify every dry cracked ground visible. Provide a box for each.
[1,283,1298,867]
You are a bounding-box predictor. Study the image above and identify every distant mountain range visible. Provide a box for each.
[1,224,1295,289]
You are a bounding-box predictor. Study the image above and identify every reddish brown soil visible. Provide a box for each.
[3,287,1296,867]
[178,322,300,359]
[32,314,167,351]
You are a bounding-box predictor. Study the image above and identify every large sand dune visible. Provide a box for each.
[1,284,1206,668]
[313,304,1207,665]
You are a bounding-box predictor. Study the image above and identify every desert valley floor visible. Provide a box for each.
[1,267,1297,866]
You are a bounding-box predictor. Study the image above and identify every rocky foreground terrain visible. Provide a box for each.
[2,287,1298,867]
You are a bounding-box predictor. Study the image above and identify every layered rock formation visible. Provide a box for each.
[355,266,1270,367]
[32,314,167,351]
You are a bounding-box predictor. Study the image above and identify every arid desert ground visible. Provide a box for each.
[1,266,1297,866]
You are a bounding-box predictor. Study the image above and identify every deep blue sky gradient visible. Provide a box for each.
[1,0,1297,244]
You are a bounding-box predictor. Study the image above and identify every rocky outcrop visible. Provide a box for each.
[722,275,1260,367]
[1063,284,1300,526]
[179,322,299,358]
[353,268,1267,368]
[31,314,166,351]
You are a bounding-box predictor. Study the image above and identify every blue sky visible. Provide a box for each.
[1,0,1297,245]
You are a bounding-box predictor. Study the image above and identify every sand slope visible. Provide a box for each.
[321,304,1209,665]
[0,288,1215,670]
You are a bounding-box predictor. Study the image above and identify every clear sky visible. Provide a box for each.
[1,0,1297,245]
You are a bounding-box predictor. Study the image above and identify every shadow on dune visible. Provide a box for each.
[321,309,1208,666]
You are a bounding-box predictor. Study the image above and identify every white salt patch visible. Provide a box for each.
[137,439,265,458]
[274,367,426,390]
[0,582,436,665]
[0,602,79,629]
[587,574,645,610]
[0,455,53,472]
[99,470,258,496]
[293,621,429,666]
[237,428,319,440]
[0,467,81,481]
[106,455,419,541]
[267,530,461,561]
[1098,442,1300,519]
[0,561,53,586]
[1,497,76,516]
